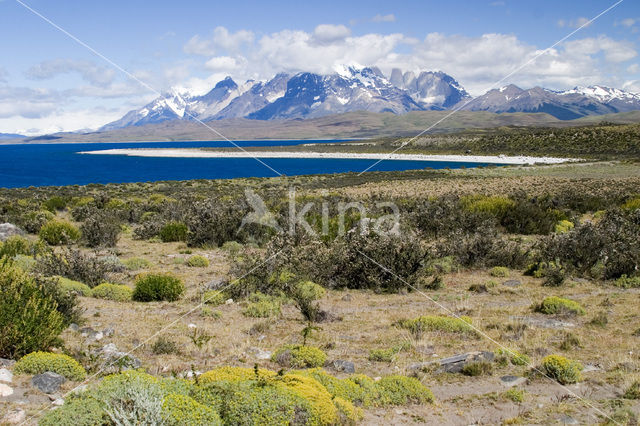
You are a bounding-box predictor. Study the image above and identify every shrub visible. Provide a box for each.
[272,344,328,368]
[43,196,67,212]
[294,369,378,408]
[375,375,435,405]
[133,273,184,302]
[291,280,326,323]
[495,349,530,366]
[221,241,243,254]
[123,257,153,271]
[398,315,475,339]
[622,197,640,211]
[461,361,493,376]
[490,266,509,277]
[57,276,93,296]
[423,256,458,275]
[535,296,585,316]
[614,274,640,288]
[463,195,515,219]
[542,262,567,287]
[39,220,81,245]
[198,366,276,384]
[541,354,582,384]
[12,254,36,271]
[21,210,54,233]
[39,396,107,426]
[203,290,227,306]
[92,283,133,302]
[37,249,115,287]
[14,351,86,380]
[369,348,397,363]
[162,393,222,426]
[242,292,281,318]
[80,212,121,248]
[589,311,608,328]
[276,373,338,424]
[151,337,180,355]
[624,381,640,399]
[159,221,189,242]
[503,389,525,403]
[555,220,574,234]
[0,235,42,258]
[0,263,65,359]
[186,255,209,268]
[419,275,444,290]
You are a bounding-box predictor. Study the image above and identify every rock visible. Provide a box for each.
[0,368,13,383]
[341,294,353,302]
[316,310,342,323]
[330,360,355,374]
[225,298,234,305]
[53,398,65,406]
[500,375,527,387]
[95,343,141,374]
[103,327,115,337]
[503,280,522,287]
[437,351,495,374]
[79,327,96,337]
[2,409,25,424]
[0,223,25,241]
[68,323,79,332]
[559,415,579,425]
[0,383,14,397]
[246,347,272,360]
[205,277,228,290]
[188,323,197,329]
[32,372,66,394]
[582,364,601,373]
[408,362,432,373]
[93,332,104,341]
[0,358,15,367]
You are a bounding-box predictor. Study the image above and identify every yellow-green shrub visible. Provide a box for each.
[39,396,107,426]
[555,220,574,234]
[375,375,435,405]
[186,255,209,268]
[334,396,363,424]
[278,373,338,424]
[39,220,81,245]
[203,290,227,306]
[14,351,86,380]
[158,221,189,242]
[495,348,530,366]
[462,195,515,218]
[535,296,585,316]
[198,366,276,384]
[624,381,640,399]
[622,197,640,211]
[162,393,222,425]
[490,266,509,277]
[12,254,36,272]
[57,276,93,297]
[123,257,153,271]
[295,368,377,408]
[133,272,184,302]
[92,283,133,302]
[272,344,327,368]
[541,354,582,384]
[614,275,640,289]
[242,292,281,318]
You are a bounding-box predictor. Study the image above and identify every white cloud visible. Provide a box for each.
[312,24,351,44]
[205,56,242,72]
[184,26,254,56]
[372,14,396,23]
[26,59,115,87]
[557,17,591,29]
[618,18,636,28]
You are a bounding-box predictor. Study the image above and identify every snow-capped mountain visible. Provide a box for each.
[102,67,640,130]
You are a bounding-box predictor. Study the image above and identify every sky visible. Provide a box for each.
[0,0,639,135]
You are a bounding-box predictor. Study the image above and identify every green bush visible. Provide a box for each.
[490,266,509,277]
[203,290,227,306]
[92,283,133,301]
[462,195,515,219]
[80,212,121,248]
[162,393,222,426]
[423,256,458,275]
[14,351,86,380]
[36,249,115,287]
[39,220,81,245]
[398,315,475,338]
[502,389,525,403]
[159,221,189,242]
[368,348,397,363]
[535,296,585,316]
[186,255,209,268]
[541,354,582,384]
[21,210,54,234]
[151,336,180,355]
[495,349,530,366]
[12,254,36,271]
[57,276,93,296]
[375,376,435,405]
[555,220,574,234]
[133,272,185,302]
[461,361,493,376]
[0,235,42,258]
[243,293,282,318]
[624,381,640,399]
[272,344,327,368]
[0,263,65,359]
[123,257,153,271]
[43,196,67,212]
[614,274,640,288]
[622,197,640,211]
[39,396,107,426]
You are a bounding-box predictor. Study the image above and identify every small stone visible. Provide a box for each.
[53,398,65,406]
[559,415,579,425]
[2,408,25,424]
[32,372,66,394]
[188,323,197,329]
[341,294,353,302]
[101,343,118,354]
[503,280,522,287]
[0,383,14,397]
[246,347,272,360]
[93,332,104,341]
[500,375,527,387]
[0,368,13,383]
[437,351,495,374]
[79,326,95,337]
[582,364,601,373]
[68,323,79,331]
[331,360,355,374]
[0,358,14,368]
[225,298,234,305]
[103,327,115,337]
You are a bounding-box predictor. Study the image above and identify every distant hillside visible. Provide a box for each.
[0,133,25,140]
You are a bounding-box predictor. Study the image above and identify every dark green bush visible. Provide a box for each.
[159,221,189,242]
[151,336,180,355]
[81,212,121,248]
[20,209,54,233]
[36,249,115,287]
[39,220,81,245]
[43,196,67,212]
[0,261,65,359]
[133,272,185,302]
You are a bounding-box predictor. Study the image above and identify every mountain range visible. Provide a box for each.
[102,65,640,130]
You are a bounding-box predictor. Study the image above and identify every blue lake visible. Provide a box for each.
[0,140,497,188]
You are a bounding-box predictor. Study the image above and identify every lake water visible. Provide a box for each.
[0,140,497,188]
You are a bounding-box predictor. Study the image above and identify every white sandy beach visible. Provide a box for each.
[78,148,577,165]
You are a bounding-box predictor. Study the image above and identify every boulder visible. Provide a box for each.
[0,358,15,368]
[32,372,66,394]
[0,223,24,241]
[0,368,13,383]
[437,351,495,374]
[330,360,355,374]
[2,409,25,424]
[0,383,14,397]
[503,280,522,287]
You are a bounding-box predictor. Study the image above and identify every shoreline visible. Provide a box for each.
[79,148,577,165]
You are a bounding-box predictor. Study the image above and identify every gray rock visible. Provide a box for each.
[408,362,432,373]
[0,223,25,241]
[79,327,96,337]
[246,347,272,360]
[96,343,141,374]
[438,351,495,374]
[0,358,14,368]
[559,415,579,425]
[2,408,25,424]
[582,364,601,373]
[341,294,353,302]
[32,372,66,394]
[331,360,355,374]
[0,368,13,383]
[205,277,228,290]
[0,383,14,397]
[503,280,522,287]
[103,327,115,337]
[68,323,79,332]
[500,375,527,387]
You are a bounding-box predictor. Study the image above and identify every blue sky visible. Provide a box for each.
[1,0,639,134]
